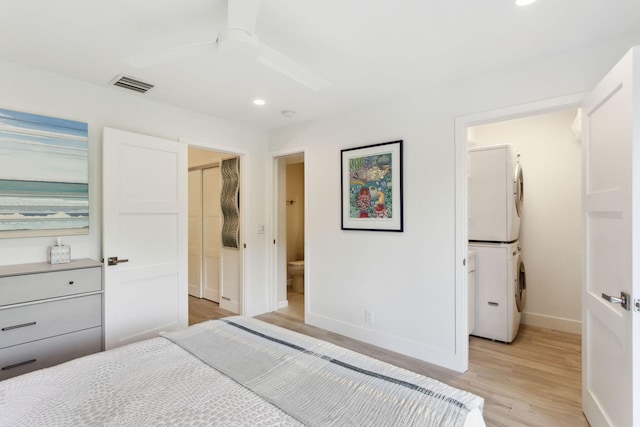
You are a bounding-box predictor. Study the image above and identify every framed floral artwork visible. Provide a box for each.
[341,140,403,231]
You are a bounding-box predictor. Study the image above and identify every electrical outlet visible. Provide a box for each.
[364,309,374,325]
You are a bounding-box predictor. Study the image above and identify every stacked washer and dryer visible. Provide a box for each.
[468,144,526,343]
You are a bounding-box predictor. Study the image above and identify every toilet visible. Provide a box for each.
[287,260,304,293]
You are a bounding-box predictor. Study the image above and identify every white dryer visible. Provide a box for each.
[468,144,523,243]
[468,241,526,343]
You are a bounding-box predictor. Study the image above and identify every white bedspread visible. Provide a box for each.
[0,317,484,426]
[162,317,484,427]
[0,331,301,426]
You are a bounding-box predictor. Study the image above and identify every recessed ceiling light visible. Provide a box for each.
[515,0,537,6]
[253,99,266,106]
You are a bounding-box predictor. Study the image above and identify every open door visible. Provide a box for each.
[103,127,188,349]
[582,47,639,426]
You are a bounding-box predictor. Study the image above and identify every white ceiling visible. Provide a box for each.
[1,0,639,131]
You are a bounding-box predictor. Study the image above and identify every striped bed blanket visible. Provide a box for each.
[0,316,483,426]
[161,316,484,427]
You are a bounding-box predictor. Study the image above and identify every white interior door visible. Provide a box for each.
[103,127,187,350]
[582,47,639,427]
[202,166,221,302]
[188,169,203,298]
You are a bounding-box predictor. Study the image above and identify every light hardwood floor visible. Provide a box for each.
[188,295,236,325]
[189,296,587,427]
[276,291,304,321]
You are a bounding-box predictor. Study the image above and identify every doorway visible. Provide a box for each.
[468,107,582,336]
[187,146,243,323]
[274,152,305,321]
[188,158,222,301]
[455,93,584,371]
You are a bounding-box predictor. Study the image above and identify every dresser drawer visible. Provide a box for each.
[0,294,102,349]
[0,267,101,306]
[0,327,102,381]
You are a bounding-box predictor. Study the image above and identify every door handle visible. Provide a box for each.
[107,256,129,266]
[602,291,630,311]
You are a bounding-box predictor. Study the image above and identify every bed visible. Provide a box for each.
[0,316,485,426]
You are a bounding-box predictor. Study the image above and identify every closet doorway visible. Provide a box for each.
[187,147,228,320]
[188,165,221,301]
[455,94,583,374]
[186,144,244,324]
[466,106,582,338]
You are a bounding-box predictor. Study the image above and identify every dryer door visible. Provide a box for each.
[515,254,526,312]
[514,160,524,217]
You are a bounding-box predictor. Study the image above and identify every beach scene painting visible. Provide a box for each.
[0,108,89,238]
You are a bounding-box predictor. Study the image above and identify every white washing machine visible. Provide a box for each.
[468,241,526,343]
[468,144,523,243]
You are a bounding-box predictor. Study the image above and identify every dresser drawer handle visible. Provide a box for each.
[2,359,36,371]
[1,321,37,331]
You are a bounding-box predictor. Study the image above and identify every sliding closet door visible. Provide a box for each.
[202,167,222,302]
[188,169,203,298]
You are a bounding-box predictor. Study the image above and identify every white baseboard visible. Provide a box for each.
[245,300,288,316]
[306,312,466,372]
[242,300,266,316]
[521,312,581,335]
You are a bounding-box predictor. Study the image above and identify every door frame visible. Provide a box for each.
[181,138,247,315]
[268,147,308,314]
[454,92,585,371]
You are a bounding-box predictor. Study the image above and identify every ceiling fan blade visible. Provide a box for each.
[123,40,217,68]
[227,0,260,33]
[257,43,329,91]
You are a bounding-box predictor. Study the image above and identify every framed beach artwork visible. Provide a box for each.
[341,140,403,232]
[0,108,89,238]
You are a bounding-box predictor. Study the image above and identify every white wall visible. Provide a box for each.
[269,35,640,370]
[0,59,270,316]
[470,109,582,333]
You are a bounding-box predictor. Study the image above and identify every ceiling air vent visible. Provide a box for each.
[111,75,154,93]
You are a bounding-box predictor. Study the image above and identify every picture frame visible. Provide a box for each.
[341,140,403,231]
[0,108,89,238]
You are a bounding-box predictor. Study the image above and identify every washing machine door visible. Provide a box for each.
[514,160,524,217]
[515,254,526,312]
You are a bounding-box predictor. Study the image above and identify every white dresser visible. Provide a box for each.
[0,259,103,380]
